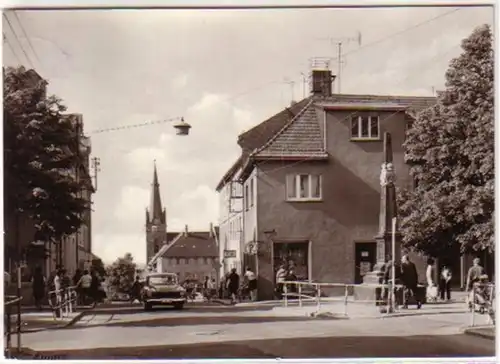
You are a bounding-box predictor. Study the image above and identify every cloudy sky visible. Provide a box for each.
[2,5,493,264]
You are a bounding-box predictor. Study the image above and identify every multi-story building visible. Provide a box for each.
[217,67,444,300]
[147,224,220,283]
[216,158,244,278]
[46,113,95,277]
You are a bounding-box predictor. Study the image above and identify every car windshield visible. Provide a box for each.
[149,275,177,285]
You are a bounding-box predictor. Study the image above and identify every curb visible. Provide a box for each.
[462,327,495,341]
[21,310,88,333]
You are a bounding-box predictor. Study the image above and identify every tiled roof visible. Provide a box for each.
[254,100,328,159]
[162,232,218,258]
[252,94,436,160]
[237,97,312,153]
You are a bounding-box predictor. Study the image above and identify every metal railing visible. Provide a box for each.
[47,286,78,319]
[468,283,495,327]
[282,281,407,316]
[4,295,22,356]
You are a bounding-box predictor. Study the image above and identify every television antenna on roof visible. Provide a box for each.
[316,31,362,93]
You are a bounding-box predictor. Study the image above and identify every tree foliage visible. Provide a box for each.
[3,66,90,243]
[106,253,137,293]
[91,258,107,278]
[398,24,494,257]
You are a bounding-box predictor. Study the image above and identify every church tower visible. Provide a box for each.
[145,161,167,264]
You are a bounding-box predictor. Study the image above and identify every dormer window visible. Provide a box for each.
[351,116,380,140]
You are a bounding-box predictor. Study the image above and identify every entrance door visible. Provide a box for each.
[355,242,377,284]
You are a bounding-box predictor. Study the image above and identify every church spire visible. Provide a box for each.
[149,160,163,222]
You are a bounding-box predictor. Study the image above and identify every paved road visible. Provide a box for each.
[20,303,495,359]
[21,333,494,359]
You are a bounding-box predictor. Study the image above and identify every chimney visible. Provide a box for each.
[184,224,188,236]
[311,69,335,97]
[209,223,214,238]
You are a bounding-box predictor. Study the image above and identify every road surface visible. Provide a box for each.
[19,303,495,359]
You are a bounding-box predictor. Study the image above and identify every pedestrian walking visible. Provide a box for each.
[31,266,46,311]
[77,270,92,305]
[244,267,258,302]
[439,265,452,301]
[401,255,422,309]
[426,258,438,302]
[90,270,101,307]
[73,269,83,305]
[466,257,485,309]
[275,264,287,299]
[286,268,298,295]
[226,268,240,304]
[203,276,214,301]
[130,276,142,303]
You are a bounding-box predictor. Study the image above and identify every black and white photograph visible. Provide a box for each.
[2,1,496,360]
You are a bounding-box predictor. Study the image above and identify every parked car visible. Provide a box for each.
[141,273,187,311]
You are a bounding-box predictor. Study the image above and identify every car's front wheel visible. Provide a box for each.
[173,303,184,310]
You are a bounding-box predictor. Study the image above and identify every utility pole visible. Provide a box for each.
[337,42,342,94]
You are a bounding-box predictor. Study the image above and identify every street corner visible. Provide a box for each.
[462,326,495,341]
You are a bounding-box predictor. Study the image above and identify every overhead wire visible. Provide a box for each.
[12,11,41,65]
[3,12,35,68]
[3,32,22,64]
[252,38,463,180]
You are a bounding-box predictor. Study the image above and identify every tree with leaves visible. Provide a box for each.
[398,24,494,258]
[91,258,107,278]
[3,66,90,259]
[106,253,137,294]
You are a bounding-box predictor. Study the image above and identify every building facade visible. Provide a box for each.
[217,68,444,300]
[145,162,181,264]
[147,224,220,284]
[216,158,244,278]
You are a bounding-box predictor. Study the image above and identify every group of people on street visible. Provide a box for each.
[29,265,105,310]
[275,264,298,299]
[221,267,257,304]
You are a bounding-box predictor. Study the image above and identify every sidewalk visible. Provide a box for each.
[463,326,495,340]
[8,311,85,333]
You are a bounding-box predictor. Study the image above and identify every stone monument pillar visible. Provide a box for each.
[353,132,401,305]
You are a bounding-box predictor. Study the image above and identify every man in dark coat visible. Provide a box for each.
[225,268,239,304]
[401,254,422,309]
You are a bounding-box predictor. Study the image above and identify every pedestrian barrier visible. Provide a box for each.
[47,286,78,320]
[468,283,495,327]
[282,281,406,317]
[4,295,22,356]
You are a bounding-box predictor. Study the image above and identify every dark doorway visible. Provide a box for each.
[273,241,309,283]
[355,242,377,284]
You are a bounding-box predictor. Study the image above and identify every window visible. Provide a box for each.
[250,178,254,207]
[351,116,380,139]
[285,174,322,201]
[245,184,249,210]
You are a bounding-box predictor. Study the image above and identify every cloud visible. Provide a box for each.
[5,7,492,265]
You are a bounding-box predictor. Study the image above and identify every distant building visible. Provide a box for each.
[147,224,220,283]
[145,162,178,263]
[144,162,220,283]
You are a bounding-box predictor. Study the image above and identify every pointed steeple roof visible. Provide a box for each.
[149,160,163,222]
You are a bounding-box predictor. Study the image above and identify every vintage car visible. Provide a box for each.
[141,273,187,310]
